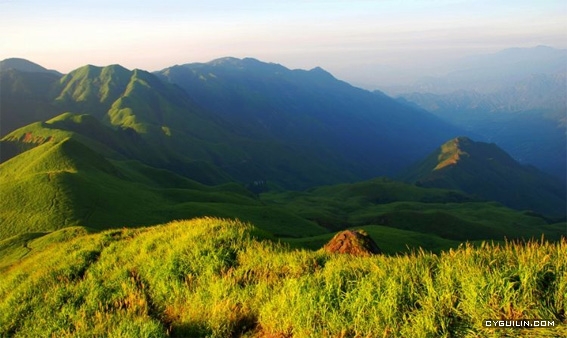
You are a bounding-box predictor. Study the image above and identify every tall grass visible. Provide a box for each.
[0,217,565,337]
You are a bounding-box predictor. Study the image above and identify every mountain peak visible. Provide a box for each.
[435,136,519,171]
[204,57,289,75]
[208,56,243,67]
[67,64,131,77]
[308,66,335,80]
[0,58,61,75]
[402,137,566,216]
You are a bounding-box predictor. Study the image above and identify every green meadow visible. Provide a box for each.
[1,218,565,337]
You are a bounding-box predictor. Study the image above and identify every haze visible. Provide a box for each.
[1,0,565,89]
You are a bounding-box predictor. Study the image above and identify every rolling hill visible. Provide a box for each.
[0,126,329,241]
[263,177,565,243]
[1,52,566,337]
[2,115,562,246]
[1,57,564,250]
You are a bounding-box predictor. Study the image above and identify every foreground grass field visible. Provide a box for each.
[1,217,565,337]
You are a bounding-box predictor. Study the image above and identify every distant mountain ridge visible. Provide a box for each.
[1,57,462,189]
[155,57,460,184]
[391,46,567,95]
[402,137,566,217]
[399,72,566,179]
[0,58,61,75]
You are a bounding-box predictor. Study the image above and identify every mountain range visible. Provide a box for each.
[1,57,460,189]
[0,53,565,247]
[396,46,567,180]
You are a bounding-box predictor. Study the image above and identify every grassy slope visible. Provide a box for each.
[0,138,326,240]
[0,218,565,337]
[262,178,564,242]
[284,224,463,254]
[1,116,563,250]
[2,138,562,249]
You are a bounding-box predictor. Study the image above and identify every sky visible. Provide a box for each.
[1,0,566,89]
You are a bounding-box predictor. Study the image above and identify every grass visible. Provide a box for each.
[2,139,563,248]
[262,178,565,242]
[284,225,463,254]
[0,217,565,337]
[0,137,328,240]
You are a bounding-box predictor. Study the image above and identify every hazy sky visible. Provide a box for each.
[1,0,565,88]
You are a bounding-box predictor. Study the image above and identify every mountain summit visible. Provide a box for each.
[0,58,61,75]
[402,137,566,217]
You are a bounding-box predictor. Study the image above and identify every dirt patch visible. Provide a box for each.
[323,230,382,257]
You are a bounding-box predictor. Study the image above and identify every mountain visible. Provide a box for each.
[0,67,62,136]
[0,58,61,75]
[155,57,460,185]
[0,58,62,137]
[402,137,566,217]
[398,73,566,179]
[2,57,563,243]
[2,57,462,189]
[400,73,566,115]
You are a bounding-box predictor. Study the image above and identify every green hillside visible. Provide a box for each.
[0,218,564,337]
[262,177,564,242]
[402,137,567,217]
[0,112,234,185]
[2,126,563,246]
[0,135,327,241]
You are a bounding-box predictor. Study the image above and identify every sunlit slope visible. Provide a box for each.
[0,112,233,185]
[0,137,326,240]
[402,137,566,217]
[0,218,564,337]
